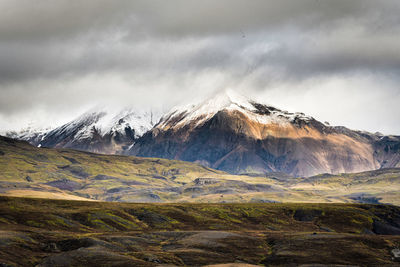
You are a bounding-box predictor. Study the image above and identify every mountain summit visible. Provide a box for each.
[130,90,400,176]
[8,107,160,154]
[157,89,313,133]
[7,90,400,176]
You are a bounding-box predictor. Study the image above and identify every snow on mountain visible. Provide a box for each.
[6,126,53,146]
[7,90,313,151]
[8,106,161,153]
[131,89,400,177]
[158,89,313,130]
[65,106,157,142]
[5,89,400,177]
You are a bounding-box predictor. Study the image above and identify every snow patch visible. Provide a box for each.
[158,89,312,130]
[65,106,160,141]
[9,106,162,145]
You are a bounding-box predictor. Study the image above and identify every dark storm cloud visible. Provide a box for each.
[2,0,398,39]
[0,0,400,134]
[1,0,400,82]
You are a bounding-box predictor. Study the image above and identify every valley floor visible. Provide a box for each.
[1,197,400,266]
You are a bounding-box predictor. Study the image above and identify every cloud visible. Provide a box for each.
[0,0,400,134]
[2,0,399,39]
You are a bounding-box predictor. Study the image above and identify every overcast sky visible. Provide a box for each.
[1,0,400,134]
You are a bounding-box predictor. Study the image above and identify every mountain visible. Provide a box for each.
[6,125,52,146]
[7,90,400,177]
[8,107,160,154]
[130,89,400,177]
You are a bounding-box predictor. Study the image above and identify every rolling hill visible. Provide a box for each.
[0,197,400,266]
[1,135,400,205]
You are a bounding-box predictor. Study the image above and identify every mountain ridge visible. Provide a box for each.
[130,90,400,176]
[6,90,400,176]
[7,106,161,154]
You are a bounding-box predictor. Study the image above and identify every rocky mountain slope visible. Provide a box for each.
[7,90,400,177]
[7,107,160,154]
[6,126,52,146]
[130,90,400,177]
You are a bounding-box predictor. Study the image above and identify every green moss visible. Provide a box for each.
[25,220,44,228]
[86,210,140,231]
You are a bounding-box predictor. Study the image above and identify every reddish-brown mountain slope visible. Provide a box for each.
[130,90,400,177]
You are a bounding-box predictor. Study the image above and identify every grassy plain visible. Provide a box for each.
[0,196,400,266]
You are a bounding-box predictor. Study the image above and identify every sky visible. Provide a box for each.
[0,0,400,135]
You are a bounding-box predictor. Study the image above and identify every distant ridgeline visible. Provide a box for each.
[7,90,400,177]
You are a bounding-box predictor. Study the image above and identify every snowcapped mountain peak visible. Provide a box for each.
[5,125,53,146]
[8,105,162,153]
[204,88,255,111]
[75,106,156,138]
[158,89,255,128]
[49,104,162,141]
[157,89,312,130]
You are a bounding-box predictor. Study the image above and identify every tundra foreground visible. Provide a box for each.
[1,197,400,266]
